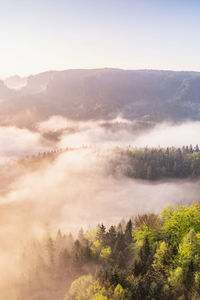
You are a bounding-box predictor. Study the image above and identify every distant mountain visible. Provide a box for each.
[1,68,200,128]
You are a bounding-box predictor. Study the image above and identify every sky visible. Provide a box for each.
[0,0,200,77]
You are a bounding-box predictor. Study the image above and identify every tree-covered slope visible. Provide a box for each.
[2,69,200,127]
[110,145,200,180]
[17,202,200,300]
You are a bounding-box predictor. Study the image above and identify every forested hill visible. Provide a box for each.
[111,145,200,180]
[20,145,200,181]
[17,202,200,300]
[2,69,200,127]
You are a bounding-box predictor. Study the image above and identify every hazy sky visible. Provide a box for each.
[1,0,200,77]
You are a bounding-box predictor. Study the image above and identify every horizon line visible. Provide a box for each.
[2,67,200,80]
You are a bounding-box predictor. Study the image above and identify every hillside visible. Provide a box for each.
[1,69,200,128]
[16,202,200,300]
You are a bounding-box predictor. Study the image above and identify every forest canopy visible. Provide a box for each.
[17,202,200,300]
[110,145,200,180]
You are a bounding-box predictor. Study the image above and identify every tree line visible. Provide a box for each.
[110,145,200,180]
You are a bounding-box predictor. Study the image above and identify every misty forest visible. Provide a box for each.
[2,69,200,300]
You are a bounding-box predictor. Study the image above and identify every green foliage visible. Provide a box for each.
[177,229,200,268]
[113,284,130,300]
[162,204,200,250]
[153,241,172,274]
[68,274,93,299]
[18,202,200,300]
[134,214,161,248]
[111,146,200,180]
[100,247,111,260]
[168,267,184,287]
[65,275,109,300]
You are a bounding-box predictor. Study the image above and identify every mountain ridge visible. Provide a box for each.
[1,68,200,128]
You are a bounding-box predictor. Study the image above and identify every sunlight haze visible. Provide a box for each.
[1,0,200,77]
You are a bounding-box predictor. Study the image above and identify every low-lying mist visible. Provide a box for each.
[2,116,200,162]
[1,117,200,299]
[40,116,200,148]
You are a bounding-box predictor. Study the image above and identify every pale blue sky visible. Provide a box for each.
[0,0,200,76]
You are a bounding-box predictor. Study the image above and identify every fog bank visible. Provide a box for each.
[0,118,200,298]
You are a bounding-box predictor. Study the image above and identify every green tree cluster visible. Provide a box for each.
[111,145,200,180]
[17,202,200,300]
